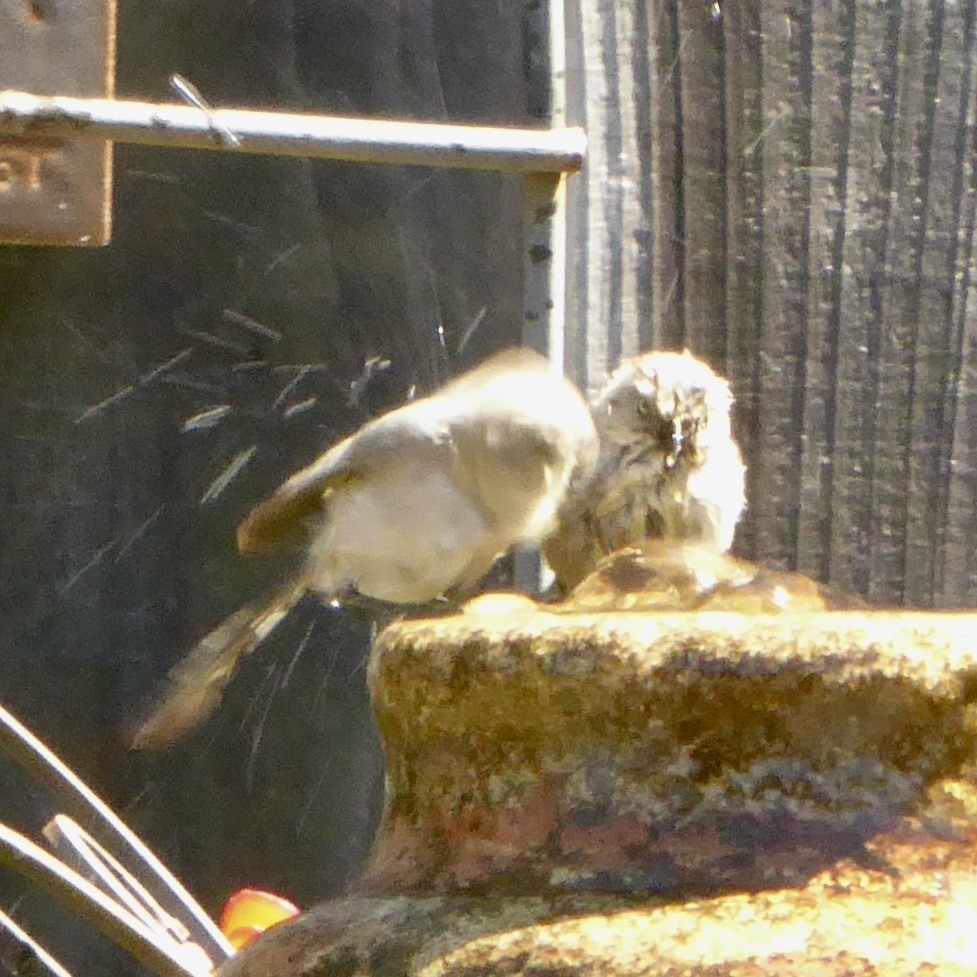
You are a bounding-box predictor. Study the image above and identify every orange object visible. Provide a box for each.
[220,888,300,950]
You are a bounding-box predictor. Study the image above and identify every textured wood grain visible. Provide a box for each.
[676,1,728,367]
[866,0,929,604]
[796,0,854,584]
[570,0,977,606]
[939,0,977,606]
[646,0,684,353]
[749,0,812,569]
[908,0,977,606]
[571,0,617,392]
[722,0,764,558]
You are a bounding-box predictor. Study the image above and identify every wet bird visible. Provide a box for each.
[132,348,598,748]
[543,349,746,592]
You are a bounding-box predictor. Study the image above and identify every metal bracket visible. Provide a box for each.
[0,0,116,246]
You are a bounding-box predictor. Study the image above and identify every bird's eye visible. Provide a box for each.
[636,400,653,418]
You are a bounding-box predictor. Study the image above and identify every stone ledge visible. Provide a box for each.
[364,608,977,894]
[217,603,977,976]
[220,834,977,976]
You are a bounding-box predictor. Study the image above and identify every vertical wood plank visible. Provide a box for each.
[939,12,977,606]
[631,0,657,354]
[648,0,685,353]
[723,0,764,558]
[608,0,645,360]
[677,0,728,366]
[563,0,592,388]
[904,0,975,605]
[750,0,812,568]
[867,0,933,603]
[796,0,856,581]
[827,0,900,596]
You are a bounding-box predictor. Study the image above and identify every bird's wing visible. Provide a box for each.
[237,412,453,554]
[236,440,358,554]
[238,347,553,554]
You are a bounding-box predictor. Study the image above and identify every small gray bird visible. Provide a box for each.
[133,348,598,748]
[543,349,746,591]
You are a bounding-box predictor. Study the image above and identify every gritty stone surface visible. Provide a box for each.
[217,598,977,976]
[220,834,977,977]
[362,606,977,894]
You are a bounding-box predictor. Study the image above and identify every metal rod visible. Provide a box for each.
[0,703,233,963]
[0,90,586,173]
[514,0,571,594]
[519,0,570,363]
[0,908,73,977]
[44,815,196,948]
[0,823,205,977]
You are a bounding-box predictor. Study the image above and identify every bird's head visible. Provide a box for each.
[594,350,734,472]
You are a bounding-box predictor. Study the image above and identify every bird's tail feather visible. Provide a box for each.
[130,582,305,750]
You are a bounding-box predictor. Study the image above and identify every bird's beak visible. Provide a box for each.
[663,424,684,472]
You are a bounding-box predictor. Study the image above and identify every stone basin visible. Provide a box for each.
[220,597,977,976]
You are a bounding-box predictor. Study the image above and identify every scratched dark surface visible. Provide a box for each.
[0,0,529,970]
